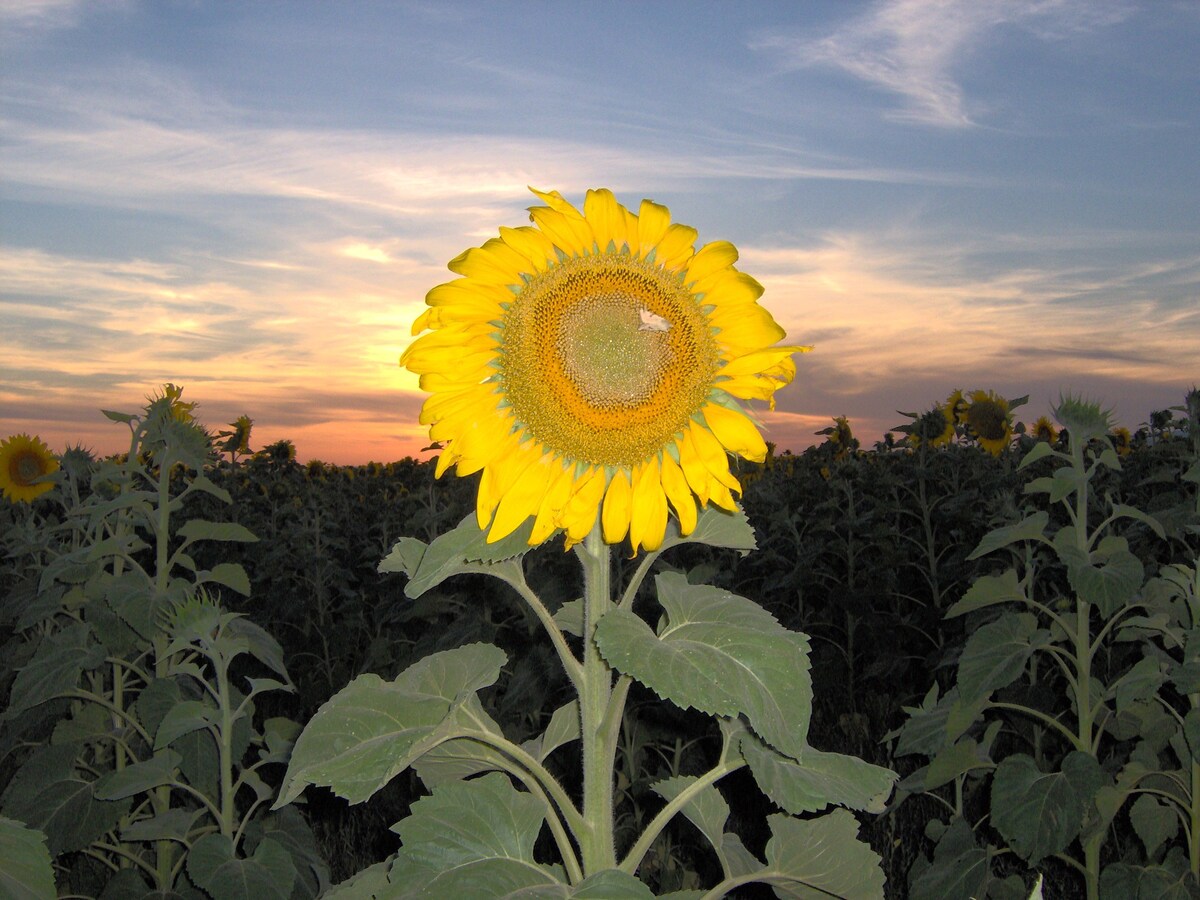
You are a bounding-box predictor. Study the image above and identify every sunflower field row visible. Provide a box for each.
[1,384,1197,898]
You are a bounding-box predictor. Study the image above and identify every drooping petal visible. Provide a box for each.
[629,457,669,552]
[703,403,768,463]
[601,468,632,543]
[659,451,697,536]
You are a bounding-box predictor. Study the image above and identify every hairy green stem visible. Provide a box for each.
[577,526,616,873]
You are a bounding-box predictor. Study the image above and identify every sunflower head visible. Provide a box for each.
[219,415,254,455]
[0,433,60,503]
[1111,426,1132,457]
[1053,394,1113,445]
[402,187,807,553]
[964,390,1013,457]
[911,405,954,449]
[945,389,969,425]
[1031,415,1058,444]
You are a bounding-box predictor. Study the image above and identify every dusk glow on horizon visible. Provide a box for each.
[2,1,1197,465]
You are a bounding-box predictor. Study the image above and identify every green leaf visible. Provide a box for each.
[1101,862,1200,899]
[400,516,533,598]
[177,519,259,544]
[955,612,1041,705]
[198,562,252,597]
[154,700,220,750]
[188,833,296,900]
[412,697,509,787]
[119,807,203,843]
[378,536,428,578]
[0,816,56,900]
[226,616,291,680]
[968,512,1049,560]
[1016,440,1057,470]
[571,869,656,898]
[323,862,390,900]
[991,751,1105,865]
[1116,656,1168,714]
[657,504,757,556]
[1066,536,1145,618]
[758,809,885,898]
[5,623,105,718]
[553,599,583,638]
[0,744,131,855]
[910,816,993,900]
[94,750,182,799]
[387,772,551,892]
[652,775,730,852]
[741,736,896,815]
[922,736,995,792]
[594,572,812,759]
[946,569,1023,619]
[382,860,564,898]
[276,643,507,806]
[1130,793,1178,860]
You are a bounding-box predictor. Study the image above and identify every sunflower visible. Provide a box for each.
[945,389,969,425]
[1112,426,1132,457]
[402,188,806,552]
[911,404,955,449]
[0,433,59,503]
[1031,415,1058,444]
[964,390,1013,456]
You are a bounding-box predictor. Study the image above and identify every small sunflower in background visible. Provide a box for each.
[402,187,807,553]
[911,404,955,449]
[817,416,857,460]
[964,390,1014,457]
[945,388,969,426]
[1031,415,1058,444]
[1112,426,1132,457]
[0,433,59,503]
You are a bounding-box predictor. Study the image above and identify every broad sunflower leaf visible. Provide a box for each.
[740,735,896,815]
[945,568,1023,618]
[94,749,182,799]
[154,700,221,750]
[757,810,885,898]
[955,612,1043,705]
[967,511,1049,560]
[5,622,105,719]
[991,751,1105,865]
[225,616,291,679]
[197,562,253,597]
[187,833,296,900]
[1130,793,1178,859]
[594,572,812,759]
[652,775,730,852]
[910,816,993,900]
[1062,534,1145,618]
[176,519,259,544]
[570,870,656,898]
[385,772,561,896]
[658,504,756,555]
[411,697,509,787]
[0,816,56,900]
[1101,861,1200,899]
[920,734,995,792]
[391,516,533,598]
[119,807,203,843]
[275,643,507,806]
[381,860,565,899]
[0,743,131,855]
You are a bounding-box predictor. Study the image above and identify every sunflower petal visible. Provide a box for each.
[629,457,668,552]
[584,188,631,251]
[704,403,768,463]
[685,240,739,284]
[601,468,632,543]
[659,451,697,536]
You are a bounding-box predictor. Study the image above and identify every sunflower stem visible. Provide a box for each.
[578,524,617,874]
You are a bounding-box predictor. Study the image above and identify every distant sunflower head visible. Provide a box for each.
[964,390,1013,456]
[0,433,59,503]
[945,389,969,425]
[1112,426,1132,457]
[402,187,808,552]
[1031,416,1058,444]
[912,405,954,449]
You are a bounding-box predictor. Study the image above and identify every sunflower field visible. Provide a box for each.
[1,190,1198,899]
[0,383,1195,899]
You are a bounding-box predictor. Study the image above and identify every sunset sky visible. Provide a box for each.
[2,0,1197,464]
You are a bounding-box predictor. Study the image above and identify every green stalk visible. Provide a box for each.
[577,525,616,873]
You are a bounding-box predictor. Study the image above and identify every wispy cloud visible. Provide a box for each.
[754,0,1132,127]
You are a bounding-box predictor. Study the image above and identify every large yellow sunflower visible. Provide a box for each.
[402,188,806,552]
[0,433,59,503]
[964,389,1013,456]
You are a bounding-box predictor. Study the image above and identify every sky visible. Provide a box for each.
[2,0,1197,465]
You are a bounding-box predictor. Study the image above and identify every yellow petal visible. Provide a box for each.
[529,206,593,256]
[693,270,764,307]
[584,188,629,251]
[426,278,511,308]
[530,460,576,544]
[637,199,672,258]
[629,458,668,552]
[447,238,529,284]
[601,468,632,543]
[703,403,768,463]
[710,304,787,352]
[419,384,497,427]
[716,347,804,380]
[561,466,607,546]
[499,225,557,272]
[685,240,739,285]
[659,451,697,536]
[652,223,698,271]
[489,450,555,541]
[529,187,583,218]
[476,435,535,528]
[687,421,741,492]
[677,432,713,506]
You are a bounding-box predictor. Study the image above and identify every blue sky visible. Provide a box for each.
[2,0,1197,463]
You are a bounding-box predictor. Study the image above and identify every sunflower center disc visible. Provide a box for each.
[15,453,42,485]
[500,254,719,467]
